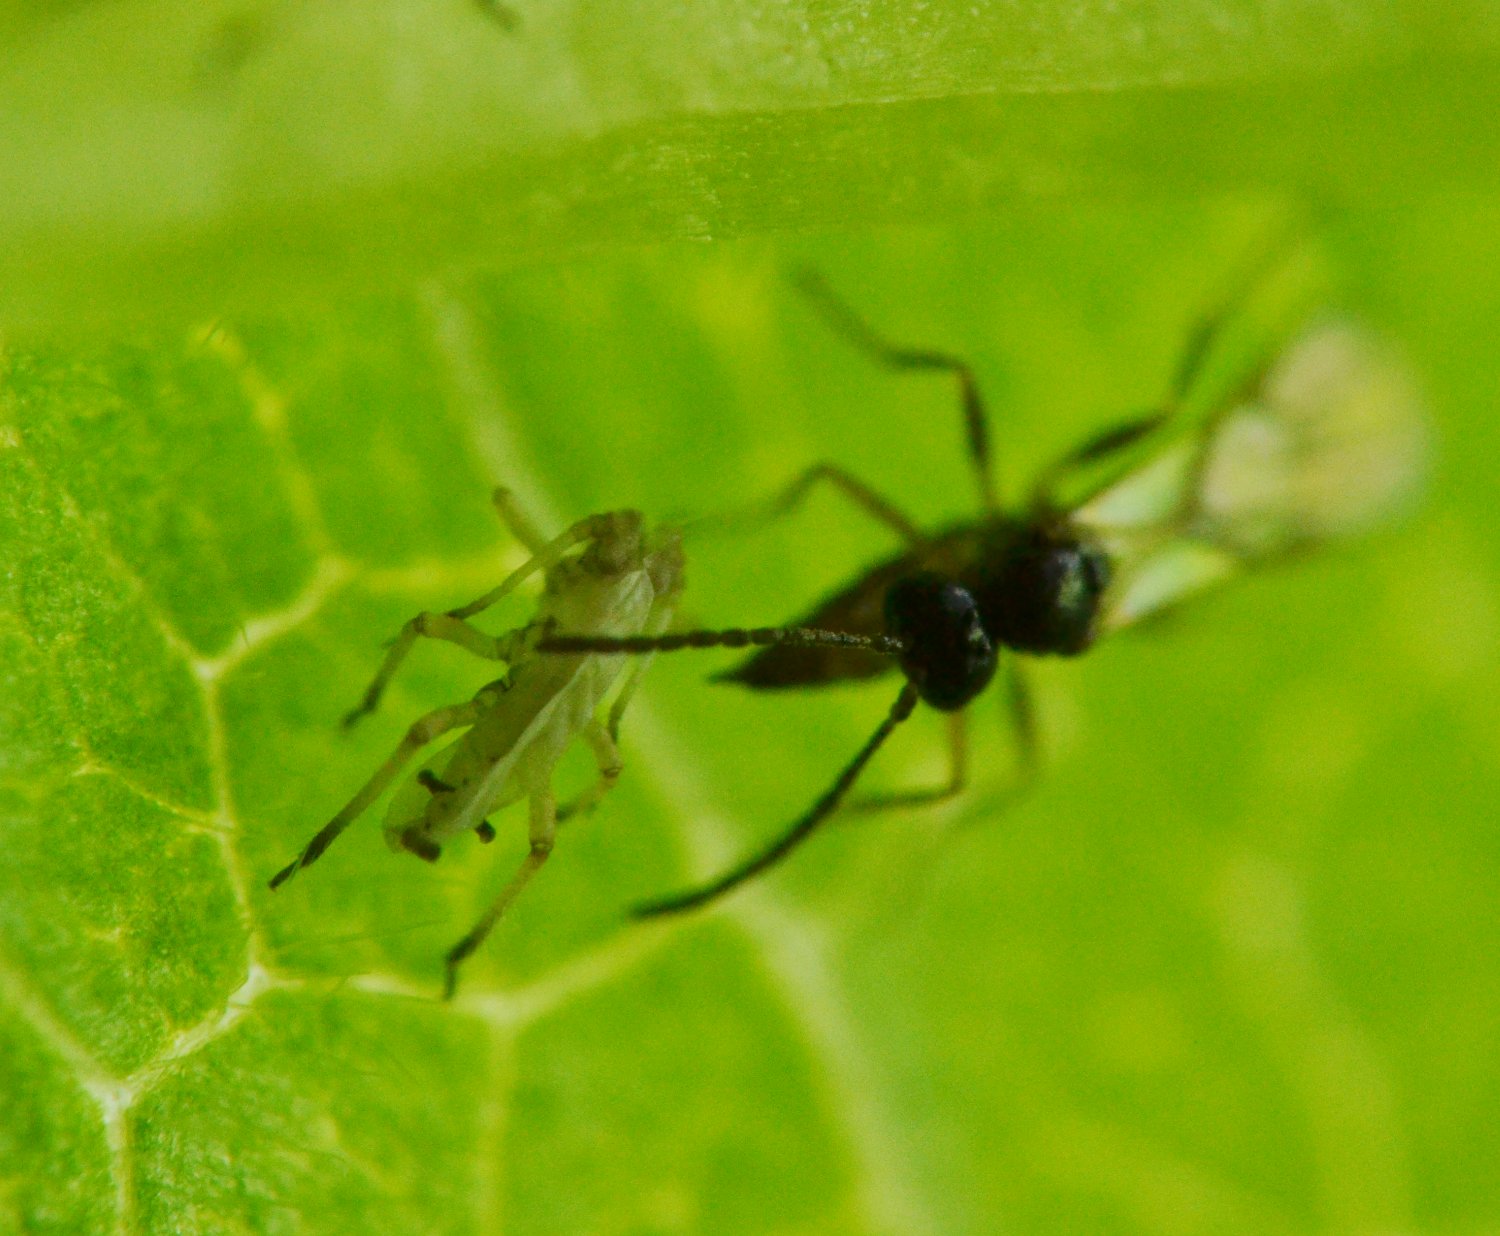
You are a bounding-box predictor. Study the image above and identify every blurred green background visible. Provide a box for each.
[2,3,1498,1234]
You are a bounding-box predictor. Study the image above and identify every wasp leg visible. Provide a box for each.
[270,698,483,889]
[997,659,1041,806]
[1032,228,1309,514]
[444,788,558,998]
[714,462,925,547]
[555,722,624,824]
[796,269,999,514]
[632,683,920,918]
[848,711,967,813]
[1168,223,1306,407]
[1028,413,1174,514]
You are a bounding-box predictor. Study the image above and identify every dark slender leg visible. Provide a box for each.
[631,683,921,918]
[752,462,925,546]
[1169,223,1305,406]
[1030,227,1306,513]
[1002,660,1041,800]
[795,269,999,514]
[848,711,967,813]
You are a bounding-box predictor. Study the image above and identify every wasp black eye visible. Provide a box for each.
[974,527,1110,656]
[884,574,998,711]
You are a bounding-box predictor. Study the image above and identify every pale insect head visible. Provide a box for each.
[574,509,644,574]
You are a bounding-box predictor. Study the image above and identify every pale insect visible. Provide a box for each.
[269,487,685,996]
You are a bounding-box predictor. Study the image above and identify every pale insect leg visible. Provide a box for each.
[490,486,549,554]
[444,787,558,998]
[555,586,678,821]
[343,509,618,726]
[554,722,624,823]
[848,711,967,813]
[270,698,484,889]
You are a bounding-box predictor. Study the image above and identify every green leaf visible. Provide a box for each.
[3,1,1499,327]
[3,8,1500,1236]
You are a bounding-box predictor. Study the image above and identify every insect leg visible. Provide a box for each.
[1027,413,1173,514]
[555,722,624,823]
[444,788,558,998]
[342,614,528,728]
[848,711,967,813]
[1168,224,1306,408]
[343,510,623,727]
[269,698,483,889]
[796,269,999,513]
[631,683,921,918]
[1030,230,1308,514]
[1001,659,1041,801]
[724,462,925,547]
[448,510,636,622]
[490,486,548,555]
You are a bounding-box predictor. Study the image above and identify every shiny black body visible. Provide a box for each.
[722,515,1112,695]
[883,573,997,710]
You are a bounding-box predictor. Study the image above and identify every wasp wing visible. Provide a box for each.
[720,525,985,690]
[1074,318,1427,634]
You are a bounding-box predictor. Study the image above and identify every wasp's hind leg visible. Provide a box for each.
[1031,229,1311,514]
[444,787,558,999]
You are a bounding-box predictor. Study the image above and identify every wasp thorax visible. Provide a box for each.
[976,527,1110,656]
[883,573,998,711]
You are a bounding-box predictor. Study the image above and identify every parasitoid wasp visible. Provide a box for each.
[541,243,1426,920]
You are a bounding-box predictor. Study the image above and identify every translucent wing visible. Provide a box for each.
[1073,319,1428,633]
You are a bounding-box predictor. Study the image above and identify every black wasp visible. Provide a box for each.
[542,245,1425,918]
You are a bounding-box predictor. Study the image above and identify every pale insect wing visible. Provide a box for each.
[1076,319,1427,634]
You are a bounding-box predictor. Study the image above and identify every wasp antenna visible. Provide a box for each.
[538,627,906,658]
[631,682,922,918]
